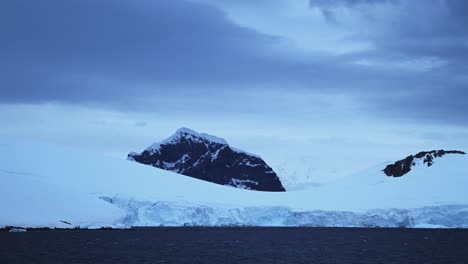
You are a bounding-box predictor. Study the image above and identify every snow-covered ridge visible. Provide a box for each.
[145,127,228,153]
[383,149,465,177]
[143,127,260,158]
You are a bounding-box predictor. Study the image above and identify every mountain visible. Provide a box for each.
[127,128,285,192]
[383,150,465,177]
[1,138,468,228]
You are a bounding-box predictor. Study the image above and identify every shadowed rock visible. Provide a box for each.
[383,150,465,177]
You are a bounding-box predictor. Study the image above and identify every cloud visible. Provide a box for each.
[0,0,467,126]
[0,0,283,103]
[135,121,148,127]
[354,56,448,72]
[311,0,468,59]
[307,0,468,124]
[310,0,399,8]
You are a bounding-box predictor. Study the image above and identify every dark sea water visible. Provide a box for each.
[1,227,467,264]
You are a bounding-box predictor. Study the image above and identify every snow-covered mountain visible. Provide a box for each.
[128,128,285,192]
[1,138,468,228]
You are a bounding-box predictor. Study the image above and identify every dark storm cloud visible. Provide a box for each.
[312,0,468,60]
[310,0,468,124]
[370,0,467,123]
[0,0,284,103]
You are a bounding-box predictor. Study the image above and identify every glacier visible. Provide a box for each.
[1,138,468,228]
[99,197,468,228]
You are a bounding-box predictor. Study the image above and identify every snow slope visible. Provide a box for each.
[1,138,468,228]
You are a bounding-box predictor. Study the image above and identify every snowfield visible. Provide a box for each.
[1,138,468,228]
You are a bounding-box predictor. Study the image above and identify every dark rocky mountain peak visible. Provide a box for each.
[128,127,286,192]
[383,150,465,177]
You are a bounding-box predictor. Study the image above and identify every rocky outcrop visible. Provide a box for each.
[383,150,465,177]
[128,128,286,192]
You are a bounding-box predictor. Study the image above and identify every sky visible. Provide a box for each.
[1,0,467,187]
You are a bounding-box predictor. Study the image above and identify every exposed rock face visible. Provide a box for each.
[128,128,286,192]
[383,150,465,177]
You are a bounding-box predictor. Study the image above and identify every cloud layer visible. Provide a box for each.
[1,0,467,125]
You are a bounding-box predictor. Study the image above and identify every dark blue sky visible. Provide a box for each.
[1,0,467,183]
